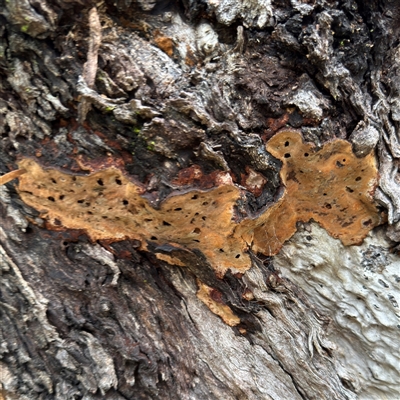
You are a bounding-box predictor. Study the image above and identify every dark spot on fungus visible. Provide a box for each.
[325,203,332,209]
[363,219,372,226]
[97,179,104,186]
[346,187,354,193]
[355,177,361,181]
[304,153,309,157]
[219,249,225,252]
[174,207,182,211]
[59,195,65,200]
[48,196,55,202]
[235,254,241,258]
[151,236,158,240]
[115,178,122,185]
[123,200,129,205]
[287,170,299,183]
[284,153,291,158]
[193,227,201,234]
[336,161,344,168]
[51,178,57,184]
[285,141,290,147]
[162,221,171,226]
[209,288,223,303]
[54,218,61,226]
[77,199,84,204]
[306,235,312,241]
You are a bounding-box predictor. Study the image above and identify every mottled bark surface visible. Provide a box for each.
[0,1,399,399]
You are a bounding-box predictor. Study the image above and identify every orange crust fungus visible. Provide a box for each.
[153,32,175,57]
[238,129,382,255]
[196,280,240,326]
[16,158,248,277]
[14,130,382,277]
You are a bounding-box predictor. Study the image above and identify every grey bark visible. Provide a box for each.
[0,1,399,399]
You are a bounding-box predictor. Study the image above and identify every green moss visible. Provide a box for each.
[104,106,115,113]
[21,25,29,33]
[147,141,155,151]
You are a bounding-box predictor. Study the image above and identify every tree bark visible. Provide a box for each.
[0,1,399,399]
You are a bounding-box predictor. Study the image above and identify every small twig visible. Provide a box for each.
[0,169,27,186]
[83,7,102,88]
[78,7,102,123]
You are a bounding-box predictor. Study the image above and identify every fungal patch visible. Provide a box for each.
[153,35,175,57]
[239,130,382,255]
[17,158,249,277]
[196,280,240,327]
[15,130,382,276]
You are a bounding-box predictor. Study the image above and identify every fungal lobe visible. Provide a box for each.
[17,158,246,277]
[16,130,382,277]
[196,280,240,327]
[243,129,382,255]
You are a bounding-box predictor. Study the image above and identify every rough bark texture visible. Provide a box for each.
[0,1,399,399]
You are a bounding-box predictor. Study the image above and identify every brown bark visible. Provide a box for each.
[0,1,399,399]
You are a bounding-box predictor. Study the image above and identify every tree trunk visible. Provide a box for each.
[0,1,399,399]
